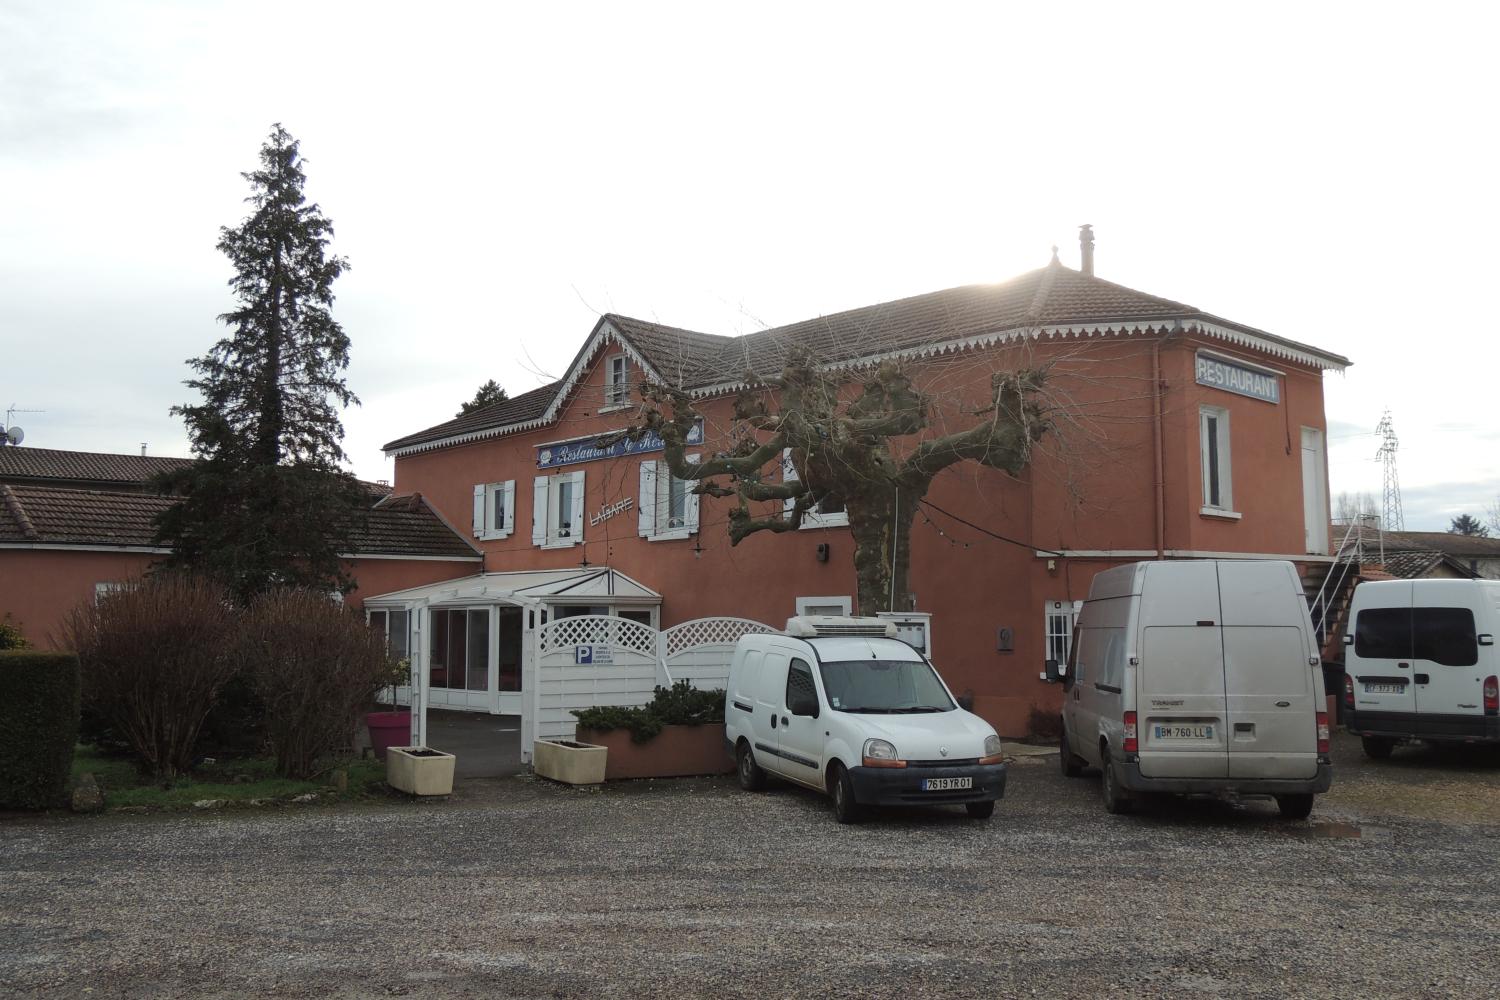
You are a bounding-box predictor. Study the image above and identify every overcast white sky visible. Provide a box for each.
[2,1,1495,530]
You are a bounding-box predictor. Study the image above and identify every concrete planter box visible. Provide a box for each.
[533,739,607,785]
[386,746,455,796]
[575,723,733,781]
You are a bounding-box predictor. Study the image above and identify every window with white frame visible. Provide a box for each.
[1199,405,1234,512]
[471,480,515,540]
[533,469,585,547]
[1044,600,1082,669]
[638,455,700,540]
[782,448,849,529]
[605,355,629,406]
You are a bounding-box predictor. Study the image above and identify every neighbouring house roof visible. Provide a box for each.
[0,484,479,560]
[384,259,1353,456]
[1378,549,1478,580]
[0,446,194,489]
[1335,523,1500,564]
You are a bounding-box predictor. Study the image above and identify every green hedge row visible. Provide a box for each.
[0,651,81,809]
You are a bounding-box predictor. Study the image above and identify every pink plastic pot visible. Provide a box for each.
[366,711,413,761]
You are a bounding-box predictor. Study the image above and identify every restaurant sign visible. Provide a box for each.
[1195,353,1280,404]
[537,419,704,469]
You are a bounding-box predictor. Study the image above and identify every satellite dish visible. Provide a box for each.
[5,426,22,445]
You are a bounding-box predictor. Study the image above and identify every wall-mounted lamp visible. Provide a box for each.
[693,539,703,560]
[815,542,830,563]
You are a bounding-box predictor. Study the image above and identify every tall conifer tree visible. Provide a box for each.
[154,125,366,599]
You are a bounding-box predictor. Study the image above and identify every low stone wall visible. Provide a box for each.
[575,723,734,780]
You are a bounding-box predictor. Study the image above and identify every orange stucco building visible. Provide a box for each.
[379,252,1351,735]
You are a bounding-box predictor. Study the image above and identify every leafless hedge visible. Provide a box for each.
[61,574,237,780]
[238,590,401,779]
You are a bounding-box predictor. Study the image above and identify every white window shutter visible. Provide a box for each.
[532,476,548,546]
[499,481,515,537]
[472,484,486,538]
[781,448,798,516]
[685,453,701,533]
[570,470,586,545]
[638,461,657,537]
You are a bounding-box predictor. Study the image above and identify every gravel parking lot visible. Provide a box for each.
[4,730,1499,999]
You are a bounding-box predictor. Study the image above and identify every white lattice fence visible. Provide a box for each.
[533,615,660,746]
[662,617,777,689]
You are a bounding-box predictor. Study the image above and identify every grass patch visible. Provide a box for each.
[70,745,388,811]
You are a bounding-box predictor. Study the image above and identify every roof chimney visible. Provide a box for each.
[140,443,147,456]
[1079,224,1095,276]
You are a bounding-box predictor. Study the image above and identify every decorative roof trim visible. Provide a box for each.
[386,316,1348,457]
[340,552,484,562]
[384,318,666,459]
[0,543,173,554]
[538,318,664,427]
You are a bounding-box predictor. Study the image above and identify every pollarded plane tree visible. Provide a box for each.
[611,349,1050,615]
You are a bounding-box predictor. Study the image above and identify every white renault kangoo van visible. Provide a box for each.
[1342,578,1500,757]
[724,616,1006,823]
[1053,560,1331,818]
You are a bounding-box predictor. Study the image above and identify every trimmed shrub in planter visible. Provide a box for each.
[0,650,81,809]
[61,573,237,780]
[572,681,731,780]
[571,681,724,743]
[575,724,731,780]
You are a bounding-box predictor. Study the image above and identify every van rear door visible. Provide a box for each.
[1219,561,1320,780]
[1349,582,1418,716]
[1412,582,1483,723]
[1137,561,1229,779]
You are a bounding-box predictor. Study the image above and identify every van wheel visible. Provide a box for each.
[736,742,766,791]
[1276,794,1315,819]
[965,800,995,820]
[1059,722,1083,778]
[1361,736,1395,760]
[830,764,864,824]
[1100,750,1133,815]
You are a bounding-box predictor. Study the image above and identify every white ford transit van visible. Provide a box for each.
[1342,578,1500,757]
[1054,560,1332,817]
[723,616,1007,823]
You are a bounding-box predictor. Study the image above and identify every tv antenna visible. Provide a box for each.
[3,404,44,447]
[1374,408,1404,532]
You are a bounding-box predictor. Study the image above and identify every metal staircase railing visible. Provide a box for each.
[1311,521,1364,650]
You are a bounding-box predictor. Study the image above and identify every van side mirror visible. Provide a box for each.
[957,694,975,712]
[788,689,819,718]
[1480,634,1494,647]
[1043,658,1062,683]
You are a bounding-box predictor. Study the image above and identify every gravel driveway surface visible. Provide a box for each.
[3,731,1499,999]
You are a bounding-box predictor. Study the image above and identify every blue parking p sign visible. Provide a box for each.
[575,646,593,664]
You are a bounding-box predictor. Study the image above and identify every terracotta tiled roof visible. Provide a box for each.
[0,484,478,559]
[1378,549,1477,579]
[1336,523,1500,562]
[381,382,560,453]
[0,446,193,486]
[385,260,1351,453]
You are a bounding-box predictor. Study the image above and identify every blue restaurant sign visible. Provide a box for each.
[1194,353,1280,404]
[536,420,705,469]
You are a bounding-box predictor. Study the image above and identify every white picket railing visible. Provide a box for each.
[523,614,774,759]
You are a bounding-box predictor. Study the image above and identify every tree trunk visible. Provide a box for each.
[847,484,916,615]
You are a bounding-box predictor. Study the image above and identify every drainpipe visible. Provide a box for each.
[1152,338,1166,560]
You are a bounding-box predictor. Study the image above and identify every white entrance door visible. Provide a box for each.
[1301,427,1329,555]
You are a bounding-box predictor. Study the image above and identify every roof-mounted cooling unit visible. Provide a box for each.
[784,615,897,639]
